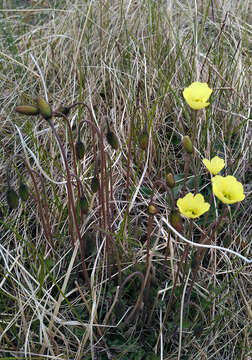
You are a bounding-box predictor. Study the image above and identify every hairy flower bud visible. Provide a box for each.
[148,203,158,215]
[191,251,198,270]
[37,97,52,120]
[166,173,175,188]
[169,210,183,233]
[83,231,96,258]
[19,181,29,201]
[6,187,19,210]
[79,195,89,215]
[182,136,193,154]
[91,175,99,193]
[54,105,71,118]
[106,131,119,150]
[138,131,149,150]
[15,105,40,116]
[75,141,85,160]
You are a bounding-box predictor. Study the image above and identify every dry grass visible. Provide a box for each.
[0,0,251,359]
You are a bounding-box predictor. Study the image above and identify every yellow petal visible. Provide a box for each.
[203,156,225,175]
[212,175,245,204]
[177,192,210,219]
[183,82,213,110]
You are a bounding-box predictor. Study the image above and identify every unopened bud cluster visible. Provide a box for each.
[15,97,52,122]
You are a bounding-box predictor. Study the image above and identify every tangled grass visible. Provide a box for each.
[0,0,251,359]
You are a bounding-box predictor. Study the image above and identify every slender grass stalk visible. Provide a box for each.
[78,119,107,230]
[47,118,89,283]
[126,105,149,202]
[181,153,191,197]
[53,111,82,220]
[7,156,53,245]
[118,271,145,329]
[145,211,154,291]
[185,206,229,306]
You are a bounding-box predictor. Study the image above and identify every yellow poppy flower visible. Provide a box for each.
[183,82,213,110]
[202,156,225,175]
[177,193,210,219]
[212,175,245,204]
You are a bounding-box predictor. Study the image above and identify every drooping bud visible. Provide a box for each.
[6,187,19,210]
[166,173,175,189]
[19,181,29,201]
[91,175,99,193]
[148,203,158,215]
[182,136,193,154]
[169,210,183,233]
[191,251,198,270]
[15,105,40,116]
[138,131,149,150]
[75,141,85,160]
[83,231,96,258]
[79,195,89,214]
[106,131,119,150]
[37,97,52,120]
[54,105,71,118]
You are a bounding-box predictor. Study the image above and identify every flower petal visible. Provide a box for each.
[203,156,225,175]
[177,192,210,219]
[183,82,212,110]
[212,175,245,204]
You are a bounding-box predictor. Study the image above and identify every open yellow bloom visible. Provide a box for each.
[212,175,245,204]
[202,156,225,175]
[177,193,210,219]
[183,82,212,110]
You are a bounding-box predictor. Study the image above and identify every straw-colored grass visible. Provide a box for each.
[0,0,251,359]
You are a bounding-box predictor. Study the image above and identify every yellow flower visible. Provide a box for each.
[202,156,225,175]
[183,82,213,110]
[212,175,245,204]
[177,193,210,219]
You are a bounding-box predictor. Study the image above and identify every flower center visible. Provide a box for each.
[188,208,197,215]
[223,191,232,200]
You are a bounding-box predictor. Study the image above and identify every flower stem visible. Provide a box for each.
[47,119,89,283]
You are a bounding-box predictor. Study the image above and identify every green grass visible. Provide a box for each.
[0,0,251,359]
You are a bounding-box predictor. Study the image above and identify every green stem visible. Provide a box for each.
[181,153,191,197]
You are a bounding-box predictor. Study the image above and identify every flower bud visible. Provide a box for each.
[138,131,149,150]
[37,97,52,120]
[54,105,71,117]
[75,141,85,160]
[191,251,198,270]
[148,203,158,215]
[166,173,175,188]
[83,231,96,258]
[106,131,119,150]
[6,187,19,210]
[19,181,29,201]
[15,105,40,116]
[169,210,183,233]
[182,136,193,154]
[91,175,99,193]
[79,195,89,214]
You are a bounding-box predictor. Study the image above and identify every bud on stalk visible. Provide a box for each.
[15,105,39,116]
[75,141,85,160]
[6,187,19,210]
[182,136,193,154]
[19,181,29,202]
[166,173,175,189]
[106,131,119,150]
[37,97,52,120]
